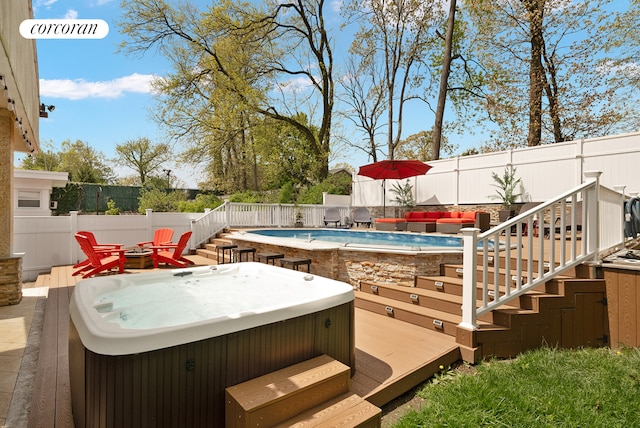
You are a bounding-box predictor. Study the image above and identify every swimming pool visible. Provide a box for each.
[228,228,475,286]
[247,228,467,250]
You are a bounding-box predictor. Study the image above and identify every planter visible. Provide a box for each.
[498,209,515,222]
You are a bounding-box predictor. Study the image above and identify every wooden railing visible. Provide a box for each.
[459,171,626,330]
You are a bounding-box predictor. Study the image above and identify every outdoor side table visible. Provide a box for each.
[123,249,154,269]
[257,252,285,265]
[232,247,256,262]
[216,244,237,264]
[280,257,312,272]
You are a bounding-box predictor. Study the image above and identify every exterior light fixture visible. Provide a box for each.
[39,103,55,118]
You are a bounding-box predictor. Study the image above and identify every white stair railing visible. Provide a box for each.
[189,202,229,250]
[460,171,625,330]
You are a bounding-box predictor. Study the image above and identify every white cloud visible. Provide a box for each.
[36,0,59,7]
[63,9,78,20]
[40,73,159,100]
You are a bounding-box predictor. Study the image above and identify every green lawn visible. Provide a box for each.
[394,347,640,427]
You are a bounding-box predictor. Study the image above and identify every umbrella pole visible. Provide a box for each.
[383,179,386,218]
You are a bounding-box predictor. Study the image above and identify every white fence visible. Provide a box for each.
[13,204,352,281]
[13,210,201,281]
[353,132,640,208]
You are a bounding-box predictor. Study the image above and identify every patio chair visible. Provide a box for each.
[353,207,372,228]
[73,230,124,270]
[543,201,582,238]
[150,231,195,268]
[323,207,341,227]
[517,202,542,236]
[137,228,174,248]
[73,233,126,278]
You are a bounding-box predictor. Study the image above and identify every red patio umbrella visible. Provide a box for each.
[358,160,432,217]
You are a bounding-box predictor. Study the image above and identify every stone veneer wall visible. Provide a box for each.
[230,238,463,287]
[0,256,22,305]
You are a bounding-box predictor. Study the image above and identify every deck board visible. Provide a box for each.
[351,308,460,406]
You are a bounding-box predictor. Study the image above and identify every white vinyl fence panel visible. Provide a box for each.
[353,132,640,207]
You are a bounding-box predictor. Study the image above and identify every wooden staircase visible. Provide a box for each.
[225,355,381,427]
[195,235,235,263]
[355,253,608,363]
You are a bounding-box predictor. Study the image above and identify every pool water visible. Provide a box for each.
[248,228,466,249]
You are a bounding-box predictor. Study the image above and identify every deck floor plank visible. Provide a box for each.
[351,308,459,405]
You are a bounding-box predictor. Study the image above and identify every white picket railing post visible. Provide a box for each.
[459,227,479,330]
[584,171,601,261]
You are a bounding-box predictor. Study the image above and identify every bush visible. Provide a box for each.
[228,190,264,203]
[178,193,224,212]
[105,198,120,215]
[278,182,296,204]
[297,173,352,204]
[138,187,188,213]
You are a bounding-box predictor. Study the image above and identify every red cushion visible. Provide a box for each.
[425,212,441,220]
[436,218,475,224]
[461,211,477,220]
[440,212,460,219]
[404,212,423,220]
[376,218,406,224]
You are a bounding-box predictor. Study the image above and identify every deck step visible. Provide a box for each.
[354,290,507,337]
[440,264,535,286]
[274,392,381,428]
[195,247,218,261]
[225,355,356,428]
[358,282,532,324]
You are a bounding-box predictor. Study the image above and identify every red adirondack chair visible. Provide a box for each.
[73,234,126,278]
[150,231,194,268]
[73,230,124,270]
[137,228,174,248]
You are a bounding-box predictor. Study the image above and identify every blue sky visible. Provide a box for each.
[18,0,472,188]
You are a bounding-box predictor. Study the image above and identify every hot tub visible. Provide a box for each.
[69,263,355,428]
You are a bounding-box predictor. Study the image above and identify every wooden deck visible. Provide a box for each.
[20,254,460,427]
[10,233,599,427]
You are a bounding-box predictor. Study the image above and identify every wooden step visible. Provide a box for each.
[360,281,463,315]
[225,355,351,428]
[440,264,533,287]
[274,392,381,428]
[358,281,530,324]
[355,291,486,337]
[478,253,551,272]
[195,247,217,261]
[415,275,547,305]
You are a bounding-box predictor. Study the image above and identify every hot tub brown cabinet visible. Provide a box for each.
[69,302,355,428]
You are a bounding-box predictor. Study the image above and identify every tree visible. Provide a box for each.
[338,53,386,162]
[395,130,458,161]
[432,0,457,160]
[114,137,172,185]
[343,0,442,160]
[465,0,634,148]
[23,140,114,183]
[20,149,61,171]
[58,140,115,183]
[118,0,335,184]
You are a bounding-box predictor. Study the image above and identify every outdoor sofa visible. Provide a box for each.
[375,210,490,233]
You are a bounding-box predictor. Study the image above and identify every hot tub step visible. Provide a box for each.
[225,354,353,428]
[274,392,381,428]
